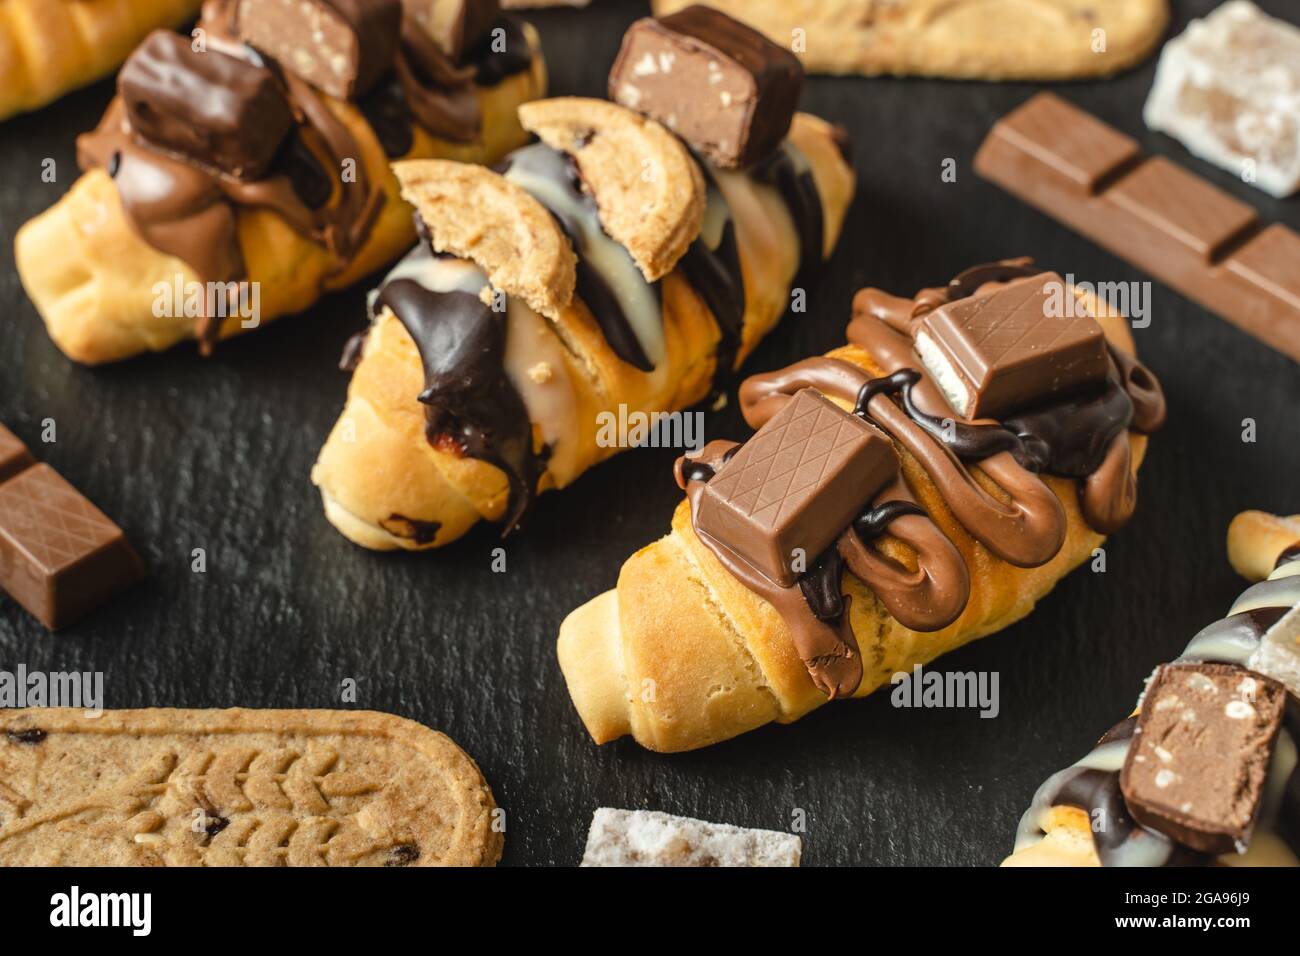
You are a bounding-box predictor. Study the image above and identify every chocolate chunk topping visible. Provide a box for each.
[913,271,1111,421]
[6,729,47,745]
[377,279,539,533]
[608,5,803,169]
[236,0,402,99]
[119,30,294,180]
[386,842,421,866]
[1120,662,1288,855]
[696,388,900,587]
[203,814,231,844]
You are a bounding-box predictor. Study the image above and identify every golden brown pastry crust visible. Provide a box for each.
[13,25,547,365]
[557,308,1151,752]
[0,0,202,120]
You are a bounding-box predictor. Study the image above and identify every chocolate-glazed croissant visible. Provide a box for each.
[558,276,1163,752]
[0,0,201,121]
[310,101,855,549]
[15,1,547,365]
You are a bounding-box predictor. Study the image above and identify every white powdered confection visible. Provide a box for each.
[1248,603,1300,699]
[913,329,971,419]
[580,808,802,867]
[1143,1,1300,198]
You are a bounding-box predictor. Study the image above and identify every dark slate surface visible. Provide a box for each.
[0,0,1297,867]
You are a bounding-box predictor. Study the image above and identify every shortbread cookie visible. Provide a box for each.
[0,709,502,867]
[581,808,801,866]
[651,0,1168,80]
[518,97,706,281]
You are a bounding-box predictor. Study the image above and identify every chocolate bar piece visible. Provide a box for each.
[120,31,294,180]
[402,0,499,62]
[1120,662,1287,855]
[1144,1,1300,198]
[913,271,1109,420]
[0,425,34,485]
[608,6,802,169]
[0,464,145,630]
[975,92,1300,363]
[696,388,898,587]
[237,0,402,99]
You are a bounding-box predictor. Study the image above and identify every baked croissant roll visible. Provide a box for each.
[14,0,546,365]
[0,0,201,121]
[311,97,855,549]
[1006,510,1300,867]
[558,264,1167,752]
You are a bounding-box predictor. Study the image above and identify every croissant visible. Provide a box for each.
[0,0,201,120]
[1005,510,1300,867]
[14,2,546,365]
[558,269,1167,752]
[310,97,855,550]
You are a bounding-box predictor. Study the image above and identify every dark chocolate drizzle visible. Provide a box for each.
[854,500,927,540]
[1277,544,1300,570]
[497,144,662,371]
[751,143,823,287]
[470,17,533,86]
[376,279,539,533]
[678,175,745,380]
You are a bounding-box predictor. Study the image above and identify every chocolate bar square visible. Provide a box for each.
[237,0,402,100]
[0,425,33,485]
[1120,662,1288,855]
[120,30,294,180]
[608,6,803,169]
[402,0,499,62]
[0,464,145,630]
[696,388,898,587]
[913,271,1109,420]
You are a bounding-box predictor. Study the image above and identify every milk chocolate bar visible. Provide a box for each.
[403,0,500,62]
[237,0,402,99]
[697,388,898,587]
[1144,1,1300,199]
[1120,662,1287,855]
[120,31,294,181]
[608,5,802,169]
[976,92,1300,363]
[0,464,145,630]
[913,271,1109,420]
[0,425,34,484]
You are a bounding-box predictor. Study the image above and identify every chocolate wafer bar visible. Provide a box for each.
[696,388,898,587]
[0,464,144,630]
[912,271,1110,420]
[0,425,33,485]
[1120,661,1287,855]
[975,92,1300,363]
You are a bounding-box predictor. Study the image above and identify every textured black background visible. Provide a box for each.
[0,0,1297,867]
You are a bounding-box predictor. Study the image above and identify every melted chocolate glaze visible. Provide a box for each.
[679,218,745,380]
[357,78,415,158]
[751,144,823,287]
[799,546,846,622]
[376,279,539,533]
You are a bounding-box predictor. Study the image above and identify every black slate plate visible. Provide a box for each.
[0,0,1297,867]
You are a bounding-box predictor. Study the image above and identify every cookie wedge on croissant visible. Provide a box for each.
[0,0,201,121]
[1005,511,1300,868]
[14,1,547,365]
[559,266,1168,752]
[311,96,855,549]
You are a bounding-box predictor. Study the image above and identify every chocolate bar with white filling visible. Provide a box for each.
[237,0,402,99]
[1120,662,1288,855]
[695,388,898,588]
[912,271,1110,420]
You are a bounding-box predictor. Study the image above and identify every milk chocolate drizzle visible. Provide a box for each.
[78,1,533,350]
